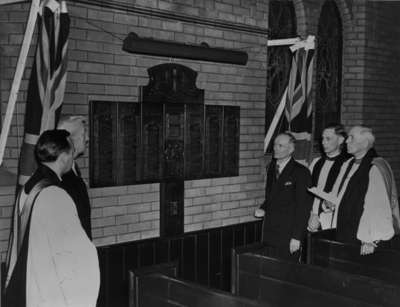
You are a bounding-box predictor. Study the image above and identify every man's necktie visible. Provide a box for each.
[275,164,280,179]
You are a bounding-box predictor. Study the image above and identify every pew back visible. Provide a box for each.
[235,252,399,307]
[231,243,285,294]
[132,272,266,307]
[308,231,400,284]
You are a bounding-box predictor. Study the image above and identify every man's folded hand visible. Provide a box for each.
[254,208,265,218]
[360,242,377,255]
[322,200,336,212]
[289,238,300,254]
[307,212,320,232]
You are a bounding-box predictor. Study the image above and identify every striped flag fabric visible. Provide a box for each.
[284,42,315,163]
[18,0,70,185]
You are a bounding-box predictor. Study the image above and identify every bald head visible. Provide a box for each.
[346,126,375,158]
[57,116,88,159]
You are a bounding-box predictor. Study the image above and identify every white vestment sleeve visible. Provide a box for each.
[357,166,395,243]
[27,186,99,307]
[309,158,320,214]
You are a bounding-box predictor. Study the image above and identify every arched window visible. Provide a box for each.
[314,0,343,143]
[265,0,297,149]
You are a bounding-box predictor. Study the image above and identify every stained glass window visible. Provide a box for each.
[315,0,343,143]
[265,0,297,149]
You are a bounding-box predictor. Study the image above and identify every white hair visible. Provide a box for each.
[354,126,375,148]
[57,116,87,136]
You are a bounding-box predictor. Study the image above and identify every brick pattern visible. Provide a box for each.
[362,1,400,186]
[340,1,367,126]
[184,175,264,232]
[0,3,31,172]
[0,0,268,258]
[89,183,160,246]
[0,186,15,260]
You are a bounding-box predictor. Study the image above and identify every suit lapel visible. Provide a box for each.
[277,158,295,183]
[270,158,295,200]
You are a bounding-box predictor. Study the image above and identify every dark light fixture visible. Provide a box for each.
[122,32,248,65]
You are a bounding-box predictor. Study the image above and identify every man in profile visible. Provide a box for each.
[5,130,99,307]
[58,116,92,239]
[331,126,398,255]
[255,132,313,260]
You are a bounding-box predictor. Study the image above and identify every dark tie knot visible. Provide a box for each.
[275,165,280,179]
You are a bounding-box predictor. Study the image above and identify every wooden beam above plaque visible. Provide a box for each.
[122,32,248,65]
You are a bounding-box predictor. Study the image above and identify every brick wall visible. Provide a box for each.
[362,1,400,184]
[0,186,14,256]
[0,0,268,258]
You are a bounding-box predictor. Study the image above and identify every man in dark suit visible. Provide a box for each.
[58,116,92,239]
[255,132,313,260]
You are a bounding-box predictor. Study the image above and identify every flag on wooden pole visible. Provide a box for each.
[18,0,70,185]
[0,0,40,185]
[285,42,315,162]
[5,0,69,292]
[264,36,315,163]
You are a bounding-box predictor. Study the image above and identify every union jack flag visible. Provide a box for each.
[285,46,315,162]
[18,0,70,185]
[264,37,315,162]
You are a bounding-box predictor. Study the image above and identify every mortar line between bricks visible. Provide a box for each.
[72,0,269,35]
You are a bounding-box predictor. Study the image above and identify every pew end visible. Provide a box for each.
[128,261,179,307]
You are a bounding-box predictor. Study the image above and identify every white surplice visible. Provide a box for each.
[331,159,394,243]
[26,186,99,307]
[309,157,336,229]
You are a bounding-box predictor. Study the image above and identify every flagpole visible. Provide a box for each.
[0,0,26,4]
[263,37,301,153]
[267,37,301,47]
[0,0,41,166]
[264,88,287,153]
[264,35,315,154]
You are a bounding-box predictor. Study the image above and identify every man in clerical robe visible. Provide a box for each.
[307,123,351,231]
[329,126,398,255]
[58,116,92,239]
[5,130,99,307]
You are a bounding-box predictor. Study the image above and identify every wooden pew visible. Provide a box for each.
[233,251,399,307]
[134,274,268,307]
[230,242,279,294]
[307,230,400,284]
[132,253,384,307]
[129,263,265,307]
[129,262,179,307]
